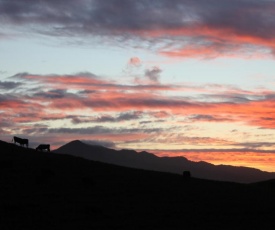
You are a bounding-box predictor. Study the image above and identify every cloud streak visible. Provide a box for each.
[4,71,275,130]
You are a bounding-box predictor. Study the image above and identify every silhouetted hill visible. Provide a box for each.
[1,140,275,229]
[54,140,275,183]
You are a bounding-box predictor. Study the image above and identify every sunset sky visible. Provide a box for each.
[1,0,275,172]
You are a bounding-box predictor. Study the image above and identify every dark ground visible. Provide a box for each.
[0,140,275,229]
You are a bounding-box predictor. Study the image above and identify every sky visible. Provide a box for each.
[1,0,275,172]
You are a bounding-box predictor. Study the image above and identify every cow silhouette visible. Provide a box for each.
[183,171,191,179]
[12,136,28,148]
[36,144,50,152]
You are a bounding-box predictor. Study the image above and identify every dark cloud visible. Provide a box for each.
[68,115,94,124]
[36,126,163,135]
[0,118,13,128]
[123,98,204,108]
[0,93,21,103]
[144,66,162,83]
[189,114,233,122]
[202,93,258,103]
[94,115,117,123]
[47,126,162,135]
[192,0,275,39]
[78,90,97,95]
[0,81,22,90]
[33,89,74,99]
[139,119,165,125]
[10,72,29,79]
[3,0,272,36]
[264,94,275,100]
[69,112,143,124]
[23,127,48,135]
[1,1,275,56]
[139,120,153,125]
[116,111,142,121]
[22,126,111,135]
[82,97,204,112]
[93,112,141,123]
[232,141,275,149]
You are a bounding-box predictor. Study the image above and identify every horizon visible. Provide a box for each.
[4,138,275,173]
[1,1,275,173]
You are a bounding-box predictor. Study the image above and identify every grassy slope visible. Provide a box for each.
[1,140,275,230]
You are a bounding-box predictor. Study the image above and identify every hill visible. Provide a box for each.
[54,140,275,183]
[1,140,275,229]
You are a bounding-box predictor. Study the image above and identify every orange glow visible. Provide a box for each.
[154,150,275,172]
[132,26,275,58]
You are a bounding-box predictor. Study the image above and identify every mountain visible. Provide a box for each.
[54,140,275,183]
[1,139,275,229]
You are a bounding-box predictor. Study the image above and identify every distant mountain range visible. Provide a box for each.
[54,140,275,183]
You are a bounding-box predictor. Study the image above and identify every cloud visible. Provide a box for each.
[47,126,162,135]
[233,141,275,149]
[11,72,174,92]
[74,113,141,123]
[188,114,233,122]
[69,112,149,124]
[1,0,275,58]
[128,57,141,67]
[82,139,116,148]
[0,81,22,90]
[144,66,162,83]
[33,89,72,99]
[93,111,142,123]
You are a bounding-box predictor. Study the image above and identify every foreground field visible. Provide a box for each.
[0,140,275,229]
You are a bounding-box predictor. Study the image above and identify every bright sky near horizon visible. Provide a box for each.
[1,0,275,172]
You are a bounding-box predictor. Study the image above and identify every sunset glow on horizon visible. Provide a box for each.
[1,0,275,172]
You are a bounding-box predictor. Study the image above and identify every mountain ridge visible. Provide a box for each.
[54,140,275,183]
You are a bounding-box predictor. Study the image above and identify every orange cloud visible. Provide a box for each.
[128,57,141,67]
[154,150,275,173]
[140,26,275,58]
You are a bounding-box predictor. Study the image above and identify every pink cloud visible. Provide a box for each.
[128,57,141,67]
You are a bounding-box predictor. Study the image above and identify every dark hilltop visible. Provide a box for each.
[1,139,275,229]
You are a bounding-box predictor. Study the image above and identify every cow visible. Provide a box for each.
[36,144,50,152]
[182,171,191,179]
[12,136,28,148]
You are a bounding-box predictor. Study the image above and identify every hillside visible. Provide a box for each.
[1,140,275,229]
[54,140,275,183]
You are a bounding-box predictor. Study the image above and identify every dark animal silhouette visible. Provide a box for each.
[12,136,28,148]
[36,144,50,152]
[183,171,191,179]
